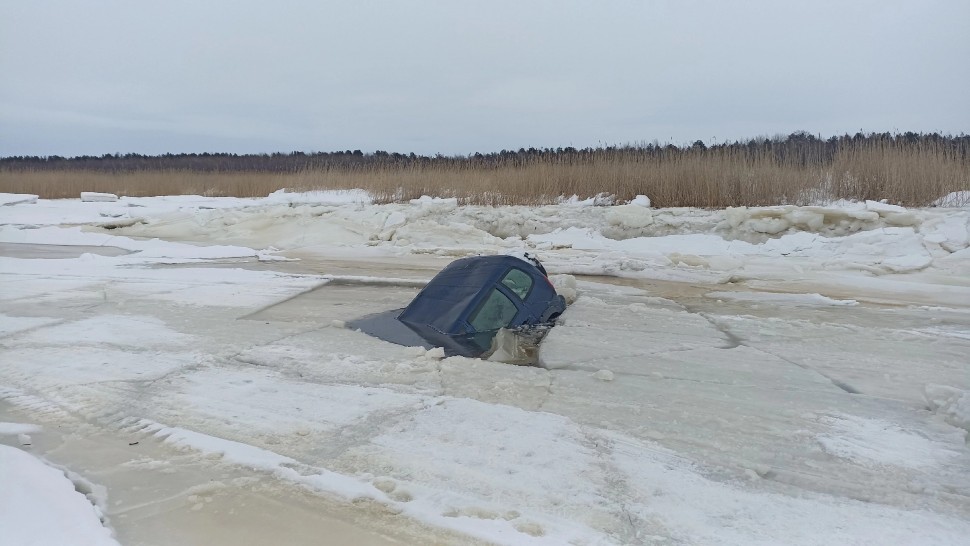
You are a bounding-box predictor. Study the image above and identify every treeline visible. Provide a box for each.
[3,131,969,173]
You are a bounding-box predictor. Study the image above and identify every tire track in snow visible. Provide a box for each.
[577,426,668,545]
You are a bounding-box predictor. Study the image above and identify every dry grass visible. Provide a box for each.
[829,142,968,204]
[2,141,966,207]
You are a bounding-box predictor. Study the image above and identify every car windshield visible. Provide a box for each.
[468,288,518,331]
[501,268,533,299]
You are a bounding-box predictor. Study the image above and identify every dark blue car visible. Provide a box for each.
[348,254,566,357]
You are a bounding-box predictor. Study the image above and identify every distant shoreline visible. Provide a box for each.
[2,132,967,207]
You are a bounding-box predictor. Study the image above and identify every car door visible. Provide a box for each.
[463,267,538,333]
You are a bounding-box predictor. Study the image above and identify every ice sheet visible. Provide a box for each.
[1,191,968,544]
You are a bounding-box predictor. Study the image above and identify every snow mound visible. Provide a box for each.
[0,193,38,206]
[0,445,120,545]
[559,193,615,207]
[630,194,651,207]
[549,274,578,305]
[925,384,970,434]
[80,192,119,202]
[504,249,545,271]
[265,188,371,205]
[864,200,906,213]
[592,369,614,381]
[424,347,446,360]
[921,213,970,252]
[723,203,918,237]
[816,414,961,469]
[933,191,970,207]
[383,210,406,229]
[409,195,458,207]
[605,204,654,230]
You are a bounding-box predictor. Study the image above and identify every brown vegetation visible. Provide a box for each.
[2,135,967,207]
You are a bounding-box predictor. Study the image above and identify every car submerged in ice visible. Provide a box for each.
[347,254,567,358]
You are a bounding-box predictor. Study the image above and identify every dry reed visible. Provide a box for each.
[2,141,966,207]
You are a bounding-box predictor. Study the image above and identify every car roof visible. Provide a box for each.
[398,255,541,331]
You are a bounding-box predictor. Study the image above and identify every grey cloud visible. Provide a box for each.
[1,0,967,156]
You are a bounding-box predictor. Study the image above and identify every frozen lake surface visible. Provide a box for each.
[0,242,132,258]
[1,191,968,545]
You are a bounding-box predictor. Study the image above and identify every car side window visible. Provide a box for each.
[500,268,533,300]
[469,288,518,331]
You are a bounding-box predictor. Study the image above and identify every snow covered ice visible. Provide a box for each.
[1,190,969,545]
[0,429,120,546]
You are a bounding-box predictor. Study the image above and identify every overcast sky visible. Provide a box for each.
[1,0,967,157]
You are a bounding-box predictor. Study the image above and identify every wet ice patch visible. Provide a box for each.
[816,414,961,469]
[0,225,257,261]
[145,275,322,308]
[139,421,381,502]
[705,291,858,307]
[913,325,970,341]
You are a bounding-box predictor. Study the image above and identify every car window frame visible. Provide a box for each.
[499,266,535,301]
[465,285,523,333]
